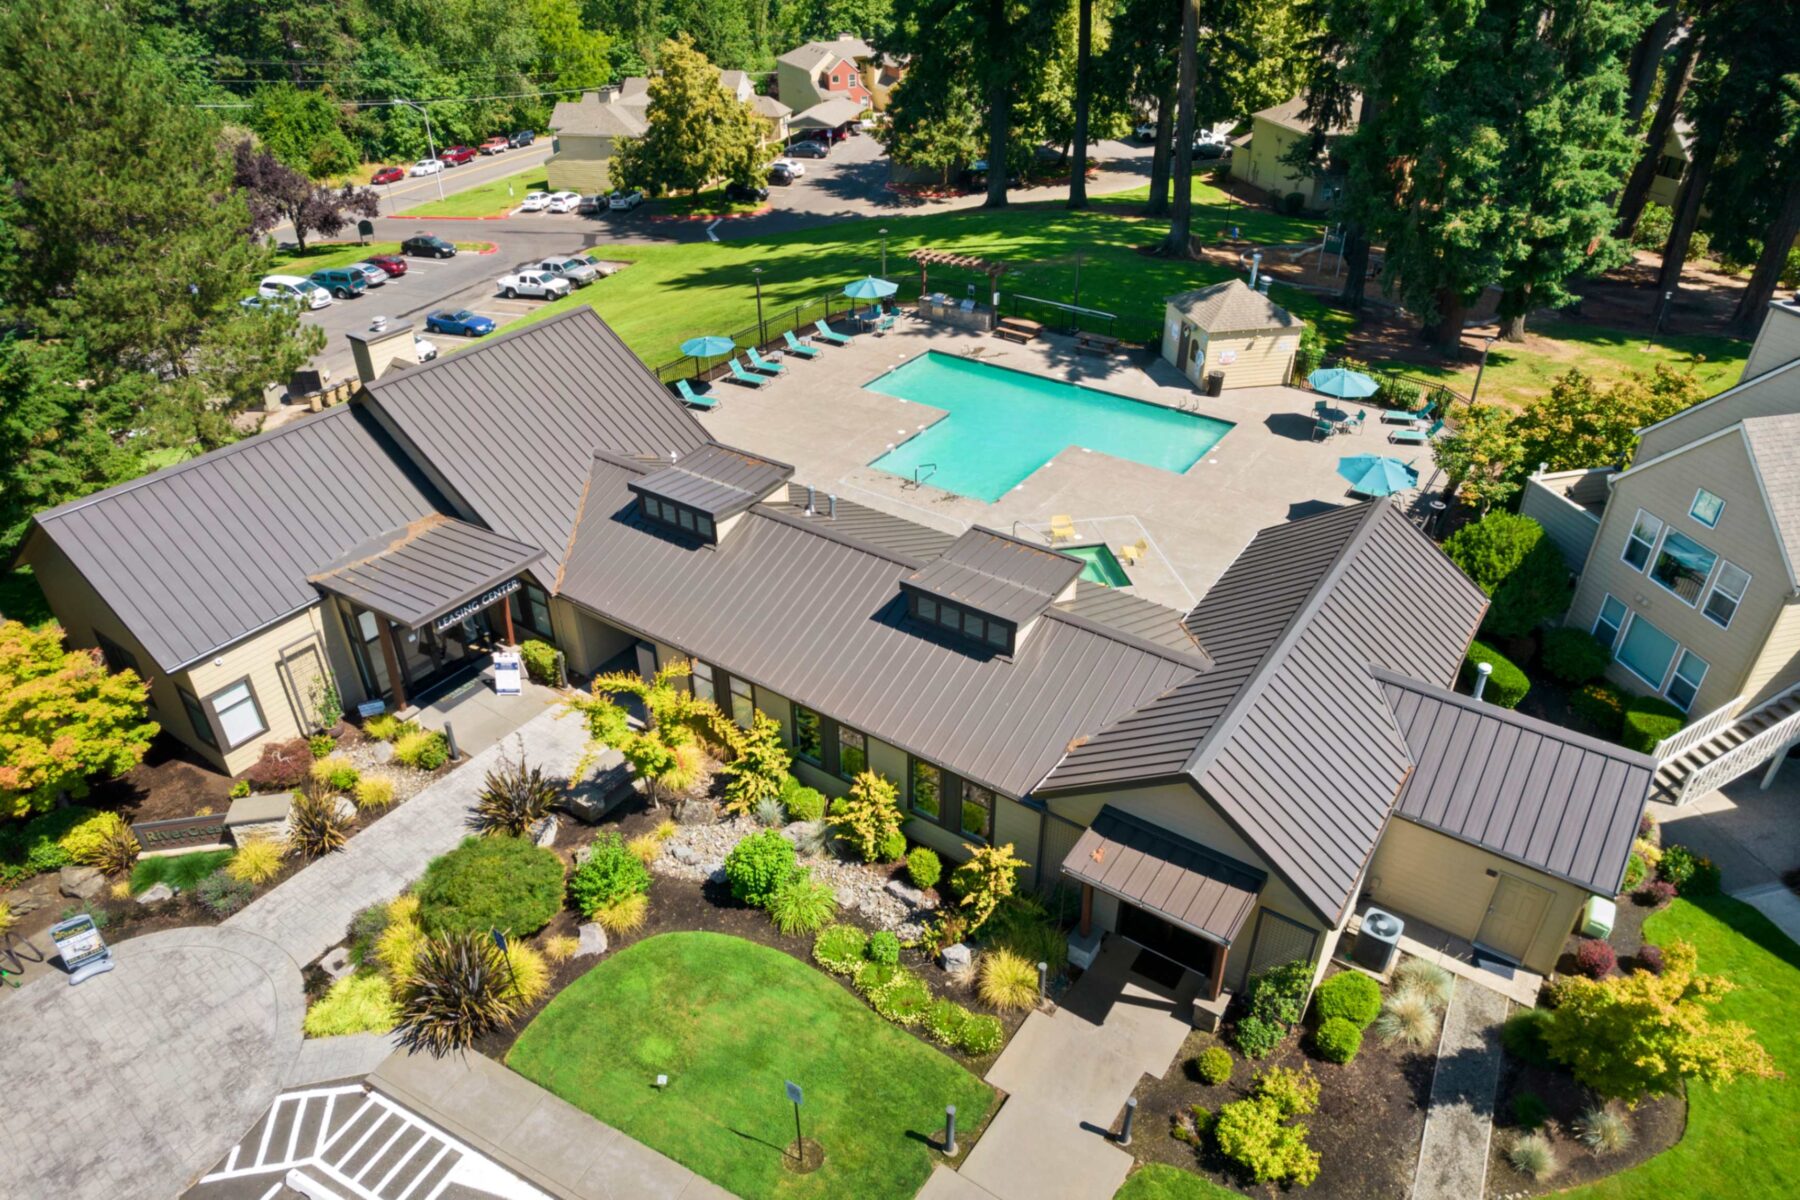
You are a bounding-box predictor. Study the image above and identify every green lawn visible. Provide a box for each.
[1558,894,1800,1198]
[0,566,51,627]
[1112,1164,1240,1200]
[507,932,996,1200]
[398,167,547,218]
[647,186,769,218]
[130,848,236,894]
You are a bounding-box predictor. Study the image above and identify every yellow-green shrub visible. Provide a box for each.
[303,971,400,1037]
[354,777,395,810]
[59,811,127,865]
[977,948,1039,1011]
[310,755,360,792]
[226,838,286,884]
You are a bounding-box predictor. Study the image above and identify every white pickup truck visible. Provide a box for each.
[530,257,601,288]
[495,270,572,301]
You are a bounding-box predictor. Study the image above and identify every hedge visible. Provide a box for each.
[1461,640,1529,708]
[1571,681,1627,738]
[1621,695,1686,753]
[1539,627,1609,685]
[414,835,564,937]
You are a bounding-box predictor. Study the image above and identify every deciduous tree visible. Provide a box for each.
[1434,403,1524,513]
[1510,365,1705,473]
[232,140,381,251]
[611,36,767,195]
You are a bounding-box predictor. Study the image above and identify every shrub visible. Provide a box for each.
[723,829,797,908]
[813,923,869,974]
[1577,1105,1633,1154]
[1312,1017,1362,1064]
[1632,202,1673,250]
[1509,1132,1558,1180]
[93,826,141,876]
[347,902,391,966]
[907,846,942,890]
[58,810,128,865]
[196,869,255,916]
[1196,1045,1234,1085]
[354,777,395,810]
[1622,696,1685,753]
[876,828,907,862]
[304,971,400,1037]
[1374,993,1440,1049]
[1637,943,1665,975]
[1246,959,1311,1030]
[226,838,286,884]
[1313,970,1382,1028]
[245,738,312,791]
[1540,627,1611,684]
[363,714,417,742]
[229,779,251,798]
[982,893,1069,974]
[959,1013,1004,1056]
[854,959,900,997]
[946,843,1027,936]
[1501,1007,1555,1067]
[473,751,558,838]
[1512,1091,1550,1130]
[872,970,933,1026]
[1214,1067,1322,1187]
[767,869,838,935]
[783,785,825,823]
[1622,851,1648,891]
[308,734,337,759]
[1376,374,1423,412]
[375,913,426,979]
[978,948,1039,1011]
[519,639,559,684]
[415,836,564,938]
[0,806,99,885]
[592,892,649,934]
[567,833,652,918]
[832,770,904,862]
[1658,843,1720,896]
[502,943,551,1005]
[754,795,787,827]
[1575,938,1617,978]
[1392,958,1455,1009]
[541,934,580,963]
[1233,1015,1282,1059]
[287,786,350,859]
[868,929,901,966]
[1634,835,1662,868]
[1637,879,1678,907]
[1572,681,1628,737]
[394,931,520,1055]
[1461,639,1530,708]
[627,834,661,865]
[925,998,971,1047]
[1443,510,1544,593]
[311,755,360,792]
[394,729,451,770]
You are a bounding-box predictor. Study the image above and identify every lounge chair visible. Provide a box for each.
[815,319,854,346]
[1312,417,1337,441]
[1118,537,1148,566]
[674,379,718,409]
[783,330,821,359]
[1389,417,1445,446]
[746,347,787,375]
[726,357,769,388]
[1381,399,1436,425]
[1049,514,1078,543]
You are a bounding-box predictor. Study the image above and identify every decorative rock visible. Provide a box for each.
[781,820,824,848]
[575,922,608,958]
[885,878,928,907]
[670,843,704,866]
[58,866,105,901]
[135,882,177,906]
[2,886,48,918]
[705,865,728,886]
[331,796,358,824]
[835,885,862,911]
[317,945,354,980]
[675,798,717,826]
[532,814,560,849]
[369,741,396,765]
[941,943,974,978]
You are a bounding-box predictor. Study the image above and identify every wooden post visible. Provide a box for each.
[378,618,408,711]
[1080,883,1094,937]
[499,595,516,646]
[1208,939,1226,1001]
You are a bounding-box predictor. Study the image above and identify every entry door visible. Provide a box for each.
[1176,325,1193,371]
[1476,874,1553,964]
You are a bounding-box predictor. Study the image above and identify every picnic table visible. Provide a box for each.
[1076,331,1120,356]
[994,316,1043,344]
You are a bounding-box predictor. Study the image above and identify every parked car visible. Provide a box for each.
[424,309,496,337]
[256,275,332,309]
[440,146,478,166]
[519,191,552,212]
[508,129,536,148]
[769,163,795,186]
[1193,140,1227,161]
[495,270,572,300]
[545,191,584,213]
[372,166,406,185]
[608,189,645,211]
[531,257,600,287]
[1133,121,1157,142]
[577,194,605,213]
[771,157,806,178]
[364,253,408,277]
[480,137,510,155]
[788,139,829,159]
[410,158,445,176]
[413,334,439,361]
[401,234,457,258]
[347,263,388,288]
[310,268,367,299]
[725,181,769,204]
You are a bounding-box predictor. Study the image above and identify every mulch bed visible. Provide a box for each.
[1127,1024,1435,1200]
[88,735,236,825]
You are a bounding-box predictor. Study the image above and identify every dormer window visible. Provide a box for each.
[628,444,793,548]
[909,590,1015,653]
[639,493,716,542]
[900,526,1083,657]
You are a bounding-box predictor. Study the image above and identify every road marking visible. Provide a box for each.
[706,218,722,242]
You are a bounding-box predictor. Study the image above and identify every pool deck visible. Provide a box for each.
[695,313,1433,610]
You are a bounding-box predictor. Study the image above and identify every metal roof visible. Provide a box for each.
[361,308,709,584]
[1056,582,1200,655]
[1062,806,1266,945]
[1042,502,1490,924]
[1377,670,1654,895]
[904,527,1084,627]
[558,454,1206,800]
[1166,279,1302,334]
[21,405,444,671]
[764,484,959,560]
[790,97,870,130]
[629,444,794,520]
[308,515,543,630]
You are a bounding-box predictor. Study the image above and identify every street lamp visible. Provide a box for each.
[393,98,446,201]
[1469,334,1498,406]
[879,228,889,278]
[753,267,765,346]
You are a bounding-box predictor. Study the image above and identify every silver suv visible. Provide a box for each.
[532,257,600,288]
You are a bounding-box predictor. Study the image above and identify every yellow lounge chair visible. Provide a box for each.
[1118,538,1147,566]
[1049,514,1078,543]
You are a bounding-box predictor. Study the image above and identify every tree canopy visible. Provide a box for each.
[611,37,769,194]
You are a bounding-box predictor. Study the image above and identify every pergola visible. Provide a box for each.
[908,248,1008,298]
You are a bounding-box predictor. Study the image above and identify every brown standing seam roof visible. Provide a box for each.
[1062,806,1266,945]
[629,444,794,520]
[904,527,1084,626]
[308,515,544,630]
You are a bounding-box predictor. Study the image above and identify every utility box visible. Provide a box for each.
[1580,895,1616,940]
[1352,908,1404,974]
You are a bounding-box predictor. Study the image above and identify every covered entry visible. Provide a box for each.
[1062,806,1266,1000]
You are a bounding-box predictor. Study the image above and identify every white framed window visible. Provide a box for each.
[207,679,267,749]
[691,659,715,703]
[1649,529,1718,606]
[1703,561,1749,629]
[1615,613,1679,690]
[1594,594,1628,652]
[1623,509,1662,571]
[1666,649,1709,712]
[729,675,754,728]
[1690,489,1725,528]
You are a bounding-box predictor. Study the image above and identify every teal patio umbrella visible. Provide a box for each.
[842,275,899,301]
[680,334,738,377]
[1308,366,1380,399]
[1336,454,1419,498]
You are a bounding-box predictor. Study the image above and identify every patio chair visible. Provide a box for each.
[815,319,855,345]
[1389,417,1445,446]
[1344,410,1367,435]
[1312,417,1338,441]
[783,330,822,359]
[875,313,896,335]
[1313,399,1331,416]
[674,378,718,409]
[1048,514,1079,543]
[746,347,787,375]
[1118,537,1148,566]
[726,357,769,388]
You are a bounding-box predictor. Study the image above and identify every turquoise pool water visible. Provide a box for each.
[1063,544,1133,588]
[866,353,1234,502]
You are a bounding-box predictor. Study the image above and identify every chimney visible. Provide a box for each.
[347,321,418,383]
[1471,661,1493,702]
[1258,277,1272,295]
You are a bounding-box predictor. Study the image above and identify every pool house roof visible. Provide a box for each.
[1167,279,1302,335]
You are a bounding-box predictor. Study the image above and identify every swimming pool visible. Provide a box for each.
[1062,544,1133,588]
[865,353,1234,503]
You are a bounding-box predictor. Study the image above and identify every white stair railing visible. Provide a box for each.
[1674,706,1800,804]
[1653,694,1744,765]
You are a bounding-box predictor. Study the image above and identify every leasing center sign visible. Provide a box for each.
[433,581,520,633]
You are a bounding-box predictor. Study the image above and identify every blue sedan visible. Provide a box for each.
[424,309,496,337]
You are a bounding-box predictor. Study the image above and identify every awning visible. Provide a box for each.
[1062,806,1266,945]
[309,515,544,631]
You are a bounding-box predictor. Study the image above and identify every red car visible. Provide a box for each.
[364,254,408,278]
[480,137,509,155]
[440,146,477,166]
[372,166,406,185]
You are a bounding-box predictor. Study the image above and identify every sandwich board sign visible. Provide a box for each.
[49,913,115,986]
[493,651,523,696]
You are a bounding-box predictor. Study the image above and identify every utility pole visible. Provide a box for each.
[753,267,766,346]
[394,98,446,201]
[1469,335,1497,406]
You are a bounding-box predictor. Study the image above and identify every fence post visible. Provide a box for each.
[943,1105,957,1156]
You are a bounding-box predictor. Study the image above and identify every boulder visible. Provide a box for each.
[675,798,717,826]
[2,885,49,918]
[532,814,560,849]
[317,945,355,980]
[834,885,861,911]
[670,843,704,867]
[576,922,609,958]
[941,943,974,978]
[58,866,105,901]
[331,796,358,824]
[884,878,928,908]
[781,820,824,849]
[135,882,176,906]
[368,741,396,765]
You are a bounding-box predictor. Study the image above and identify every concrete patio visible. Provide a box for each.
[1345,902,1545,1008]
[695,313,1426,608]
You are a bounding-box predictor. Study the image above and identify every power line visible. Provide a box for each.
[196,86,595,110]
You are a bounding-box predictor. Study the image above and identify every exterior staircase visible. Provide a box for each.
[1652,685,1800,805]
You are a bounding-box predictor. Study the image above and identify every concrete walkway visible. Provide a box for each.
[1660,770,1800,944]
[1410,979,1510,1200]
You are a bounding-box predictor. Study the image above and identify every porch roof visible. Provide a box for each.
[308,514,544,630]
[1062,806,1267,946]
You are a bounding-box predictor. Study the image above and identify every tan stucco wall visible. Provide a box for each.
[1634,363,1800,463]
[1568,430,1792,714]
[1741,304,1800,385]
[1742,601,1800,706]
[1367,819,1587,975]
[546,135,616,193]
[1160,308,1300,391]
[179,606,345,775]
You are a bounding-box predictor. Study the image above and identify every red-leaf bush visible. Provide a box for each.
[1637,944,1665,975]
[243,738,312,791]
[1636,880,1677,908]
[1575,938,1617,979]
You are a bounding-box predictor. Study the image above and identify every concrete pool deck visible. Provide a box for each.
[695,313,1432,607]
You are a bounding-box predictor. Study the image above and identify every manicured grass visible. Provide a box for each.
[1112,1164,1241,1200]
[648,186,768,217]
[398,167,547,218]
[130,848,236,894]
[507,932,996,1200]
[0,566,51,627]
[1559,894,1800,1199]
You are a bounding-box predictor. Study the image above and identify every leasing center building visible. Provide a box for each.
[20,310,1653,999]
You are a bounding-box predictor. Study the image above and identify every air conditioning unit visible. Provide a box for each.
[1352,908,1404,974]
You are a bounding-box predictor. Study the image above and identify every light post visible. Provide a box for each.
[1469,334,1497,406]
[879,228,889,278]
[393,98,447,202]
[753,267,765,347]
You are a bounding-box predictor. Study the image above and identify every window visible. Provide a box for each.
[1650,529,1718,606]
[729,676,754,728]
[1594,595,1628,652]
[1666,649,1709,712]
[960,782,994,842]
[794,705,822,763]
[691,660,715,703]
[1703,561,1749,628]
[93,630,138,676]
[639,494,720,544]
[909,759,941,820]
[1616,613,1679,690]
[206,678,266,749]
[179,686,217,749]
[1690,489,1725,528]
[907,589,1014,654]
[1657,153,1685,181]
[917,595,938,623]
[1623,510,1662,570]
[510,581,553,638]
[838,726,867,779]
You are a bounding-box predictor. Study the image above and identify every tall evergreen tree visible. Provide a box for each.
[1067,0,1094,208]
[1614,2,1707,241]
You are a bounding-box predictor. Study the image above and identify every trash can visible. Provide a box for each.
[1204,370,1225,397]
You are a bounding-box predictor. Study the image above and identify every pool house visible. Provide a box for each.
[22,308,1654,1010]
